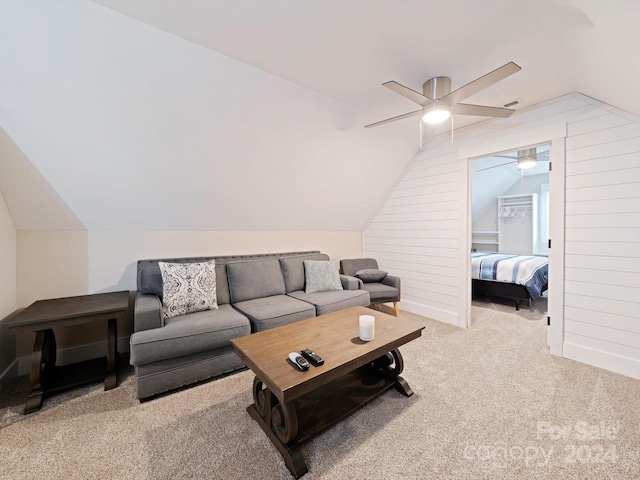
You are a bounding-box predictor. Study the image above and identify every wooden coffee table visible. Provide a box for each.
[231,305,425,478]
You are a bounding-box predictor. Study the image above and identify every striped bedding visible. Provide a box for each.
[471,252,549,299]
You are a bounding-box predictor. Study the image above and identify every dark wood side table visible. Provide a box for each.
[5,291,130,414]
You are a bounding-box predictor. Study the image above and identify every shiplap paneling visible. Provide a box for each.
[563,111,640,375]
[565,183,640,202]
[564,334,640,364]
[568,112,633,137]
[565,253,640,272]
[365,94,640,378]
[565,306,640,334]
[564,268,640,287]
[565,197,640,215]
[364,145,461,325]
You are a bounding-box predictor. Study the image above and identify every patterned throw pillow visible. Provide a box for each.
[304,260,343,293]
[159,261,218,319]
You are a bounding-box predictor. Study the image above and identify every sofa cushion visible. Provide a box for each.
[362,282,400,303]
[129,305,250,366]
[233,295,315,332]
[214,263,231,305]
[288,289,370,316]
[354,268,388,283]
[304,260,343,293]
[280,253,329,293]
[160,260,218,319]
[227,259,286,303]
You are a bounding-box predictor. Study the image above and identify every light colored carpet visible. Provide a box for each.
[1,300,639,479]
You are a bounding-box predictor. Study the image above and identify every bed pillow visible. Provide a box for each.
[304,260,343,293]
[354,268,388,283]
[159,260,218,319]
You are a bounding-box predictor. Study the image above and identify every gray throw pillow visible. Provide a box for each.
[304,260,343,293]
[139,265,163,298]
[159,260,218,319]
[354,268,388,283]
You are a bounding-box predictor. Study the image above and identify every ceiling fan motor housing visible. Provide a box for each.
[423,76,451,100]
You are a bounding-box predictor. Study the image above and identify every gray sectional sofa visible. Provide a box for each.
[129,251,369,400]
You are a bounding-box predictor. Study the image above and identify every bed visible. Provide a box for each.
[471,252,548,310]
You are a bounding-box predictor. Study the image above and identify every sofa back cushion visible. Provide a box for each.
[340,258,380,277]
[227,259,286,303]
[280,253,329,293]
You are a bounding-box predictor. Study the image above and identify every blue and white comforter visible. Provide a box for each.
[471,253,548,299]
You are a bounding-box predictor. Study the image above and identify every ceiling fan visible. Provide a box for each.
[364,62,522,129]
[477,148,550,172]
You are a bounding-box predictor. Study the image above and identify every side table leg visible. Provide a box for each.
[25,329,56,414]
[105,317,118,390]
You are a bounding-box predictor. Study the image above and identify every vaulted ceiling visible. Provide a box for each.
[1,0,638,231]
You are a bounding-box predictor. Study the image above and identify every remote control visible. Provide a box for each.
[301,349,324,366]
[288,352,310,371]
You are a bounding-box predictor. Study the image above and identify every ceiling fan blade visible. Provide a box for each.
[441,62,521,105]
[450,102,515,118]
[383,81,433,106]
[364,109,423,128]
[476,161,516,172]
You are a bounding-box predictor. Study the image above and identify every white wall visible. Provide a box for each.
[364,94,640,379]
[0,189,17,376]
[562,112,640,379]
[0,0,416,233]
[87,230,363,293]
[473,173,550,254]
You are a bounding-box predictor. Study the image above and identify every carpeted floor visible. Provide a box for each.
[1,300,639,479]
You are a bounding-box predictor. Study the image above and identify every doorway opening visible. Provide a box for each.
[469,143,550,323]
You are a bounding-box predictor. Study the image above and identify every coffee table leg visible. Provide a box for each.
[250,377,308,478]
[373,349,414,397]
[105,317,118,390]
[394,375,414,397]
[25,329,56,414]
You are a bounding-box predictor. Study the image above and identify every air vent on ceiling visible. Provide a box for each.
[503,99,520,108]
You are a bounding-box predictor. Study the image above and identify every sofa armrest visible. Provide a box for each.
[381,275,401,297]
[134,292,163,332]
[340,274,363,290]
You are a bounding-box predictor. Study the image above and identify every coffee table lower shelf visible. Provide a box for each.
[248,349,412,478]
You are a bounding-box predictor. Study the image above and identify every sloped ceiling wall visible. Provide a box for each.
[0,0,416,231]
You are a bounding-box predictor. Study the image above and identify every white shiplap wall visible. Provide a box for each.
[563,113,640,379]
[364,93,640,379]
[364,145,461,325]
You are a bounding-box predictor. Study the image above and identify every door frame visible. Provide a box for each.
[458,123,566,356]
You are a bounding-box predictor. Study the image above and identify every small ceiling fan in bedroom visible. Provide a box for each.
[477,148,550,172]
[364,62,522,138]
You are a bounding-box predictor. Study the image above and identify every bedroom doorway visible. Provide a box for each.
[469,144,550,322]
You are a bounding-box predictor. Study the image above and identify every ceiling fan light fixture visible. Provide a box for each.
[422,103,451,124]
[517,156,537,169]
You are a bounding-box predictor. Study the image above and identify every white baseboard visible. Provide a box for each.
[400,300,459,327]
[15,336,131,377]
[563,342,640,380]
